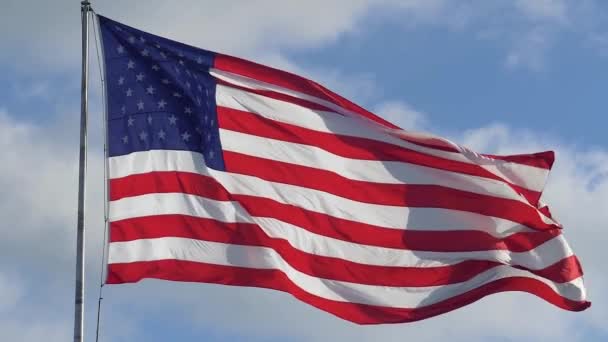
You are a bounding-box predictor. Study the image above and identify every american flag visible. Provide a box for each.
[98,15,590,323]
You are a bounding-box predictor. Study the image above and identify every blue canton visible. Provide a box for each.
[98,15,224,170]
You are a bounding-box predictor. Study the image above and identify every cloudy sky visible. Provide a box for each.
[1,0,607,341]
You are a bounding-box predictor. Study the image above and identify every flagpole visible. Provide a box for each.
[74,1,91,341]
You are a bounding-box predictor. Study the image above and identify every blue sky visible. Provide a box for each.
[0,1,607,341]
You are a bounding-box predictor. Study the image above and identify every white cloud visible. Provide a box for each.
[504,26,555,71]
[0,272,23,313]
[514,0,568,22]
[374,100,428,129]
[0,110,74,235]
[0,106,120,341]
[588,32,608,57]
[12,81,51,101]
[0,0,386,72]
[0,318,71,342]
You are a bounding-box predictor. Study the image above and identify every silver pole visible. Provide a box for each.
[74,1,91,341]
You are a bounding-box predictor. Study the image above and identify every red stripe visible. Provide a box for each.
[106,260,590,324]
[484,151,554,170]
[110,170,232,202]
[217,106,544,205]
[524,255,583,283]
[110,215,582,284]
[223,151,556,231]
[538,204,554,219]
[214,53,399,129]
[110,172,560,251]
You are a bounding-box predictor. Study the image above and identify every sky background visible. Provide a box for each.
[0,0,607,341]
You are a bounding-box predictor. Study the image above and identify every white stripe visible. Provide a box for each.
[108,237,587,307]
[211,67,357,118]
[109,192,572,271]
[109,149,199,179]
[109,150,539,237]
[220,128,527,203]
[109,192,251,223]
[215,83,549,193]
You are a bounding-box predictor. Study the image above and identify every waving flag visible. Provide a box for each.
[98,15,589,324]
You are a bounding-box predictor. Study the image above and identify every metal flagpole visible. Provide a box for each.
[74,1,91,341]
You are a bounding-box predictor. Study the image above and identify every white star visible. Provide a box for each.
[128,36,136,44]
[179,60,185,66]
[210,119,215,126]
[157,99,167,109]
[127,116,135,126]
[185,70,192,77]
[151,65,160,71]
[203,115,208,122]
[127,60,135,69]
[185,81,191,89]
[136,73,145,82]
[118,76,125,85]
[122,135,129,144]
[196,56,203,64]
[126,88,133,97]
[155,43,161,49]
[137,100,144,111]
[114,25,123,32]
[184,107,192,114]
[181,131,191,141]
[178,52,184,57]
[206,133,212,142]
[197,84,203,92]
[116,45,125,54]
[139,131,148,141]
[174,66,180,74]
[161,79,170,85]
[141,49,149,56]
[208,150,214,159]
[146,85,155,95]
[121,105,126,114]
[139,36,146,43]
[196,97,202,106]
[173,92,182,98]
[158,129,166,140]
[147,115,153,124]
[168,115,177,125]
[160,52,167,59]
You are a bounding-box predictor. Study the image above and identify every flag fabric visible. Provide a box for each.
[98,15,590,324]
